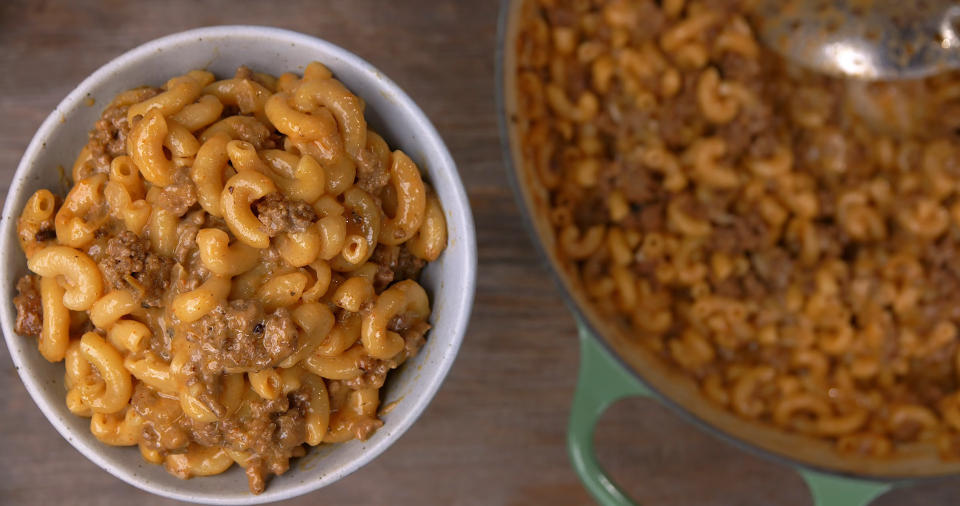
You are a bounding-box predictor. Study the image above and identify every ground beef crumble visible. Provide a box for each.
[96,231,174,307]
[252,193,317,236]
[13,274,42,337]
[154,169,198,217]
[370,244,426,292]
[355,147,391,193]
[225,390,309,494]
[189,300,299,373]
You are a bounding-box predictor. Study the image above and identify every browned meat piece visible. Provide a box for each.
[273,397,307,453]
[99,230,146,287]
[573,191,608,229]
[343,354,392,390]
[718,52,760,84]
[370,244,400,292]
[369,244,426,293]
[134,366,315,495]
[139,255,175,307]
[390,317,431,366]
[183,416,222,447]
[154,169,198,217]
[191,300,298,373]
[222,390,309,492]
[709,213,768,254]
[633,0,666,40]
[252,193,317,236]
[262,309,298,363]
[173,210,206,266]
[97,231,173,307]
[34,228,57,242]
[715,102,773,160]
[395,246,426,282]
[564,60,591,100]
[13,274,42,338]
[355,148,391,194]
[624,200,665,233]
[675,194,709,222]
[616,164,658,204]
[750,247,793,291]
[657,74,705,149]
[545,5,576,26]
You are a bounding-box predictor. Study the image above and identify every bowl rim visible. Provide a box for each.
[1,24,477,504]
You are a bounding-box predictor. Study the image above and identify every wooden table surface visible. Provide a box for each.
[2,1,960,504]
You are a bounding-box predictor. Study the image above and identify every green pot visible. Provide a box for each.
[568,321,895,506]
[494,1,950,503]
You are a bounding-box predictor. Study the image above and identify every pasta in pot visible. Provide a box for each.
[12,63,448,494]
[514,0,960,460]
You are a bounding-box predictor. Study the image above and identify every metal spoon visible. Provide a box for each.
[753,0,960,80]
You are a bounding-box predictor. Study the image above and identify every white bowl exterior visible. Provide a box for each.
[0,26,476,504]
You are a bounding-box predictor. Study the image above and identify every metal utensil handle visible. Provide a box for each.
[568,324,894,506]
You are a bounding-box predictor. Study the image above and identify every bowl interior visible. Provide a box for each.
[1,26,476,504]
[497,0,960,480]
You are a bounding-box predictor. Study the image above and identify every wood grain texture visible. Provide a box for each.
[1,1,959,504]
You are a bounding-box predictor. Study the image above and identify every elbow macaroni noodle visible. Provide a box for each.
[13,63,447,494]
[516,0,960,461]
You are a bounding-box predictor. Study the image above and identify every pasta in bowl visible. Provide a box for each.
[2,26,475,504]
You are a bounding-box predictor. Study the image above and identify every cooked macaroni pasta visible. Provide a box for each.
[13,63,447,494]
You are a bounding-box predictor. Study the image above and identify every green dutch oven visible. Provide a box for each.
[495,1,960,504]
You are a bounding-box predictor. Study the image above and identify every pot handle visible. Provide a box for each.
[568,324,651,505]
[798,469,892,506]
[568,324,895,506]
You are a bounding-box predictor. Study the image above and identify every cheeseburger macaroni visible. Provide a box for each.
[515,0,960,459]
[13,62,446,493]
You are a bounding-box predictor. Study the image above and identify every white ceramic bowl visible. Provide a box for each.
[0,26,476,504]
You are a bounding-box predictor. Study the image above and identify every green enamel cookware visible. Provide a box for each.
[495,1,960,504]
